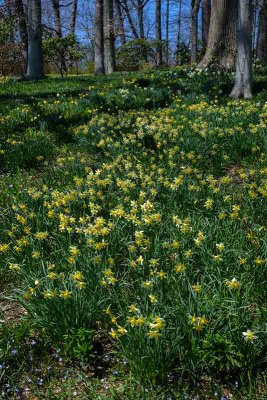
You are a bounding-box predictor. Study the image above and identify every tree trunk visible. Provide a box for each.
[115,0,126,45]
[230,0,252,99]
[14,0,28,76]
[198,0,238,69]
[176,0,182,65]
[166,0,169,65]
[155,0,162,66]
[201,0,210,46]
[103,0,116,73]
[190,0,200,64]
[137,0,144,38]
[70,0,78,35]
[27,0,44,80]
[94,0,105,74]
[51,0,62,37]
[257,0,267,63]
[121,0,139,39]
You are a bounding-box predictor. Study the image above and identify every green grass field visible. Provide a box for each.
[0,68,266,399]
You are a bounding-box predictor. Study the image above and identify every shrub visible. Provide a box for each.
[117,39,155,71]
[43,35,84,77]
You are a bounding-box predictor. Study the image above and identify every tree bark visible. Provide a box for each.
[257,0,267,63]
[166,0,169,65]
[27,0,44,80]
[137,0,145,39]
[103,0,116,73]
[176,0,182,65]
[198,0,238,70]
[190,0,200,64]
[121,0,139,39]
[230,0,252,99]
[201,0,210,46]
[14,0,28,76]
[70,0,78,35]
[155,0,162,66]
[115,0,126,45]
[51,0,62,37]
[94,0,105,74]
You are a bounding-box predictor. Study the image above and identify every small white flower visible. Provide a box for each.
[242,329,258,342]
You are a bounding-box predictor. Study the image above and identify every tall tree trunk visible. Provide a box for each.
[14,0,28,76]
[103,0,115,73]
[201,0,210,46]
[137,0,144,38]
[70,0,78,35]
[94,0,105,74]
[155,0,162,66]
[27,0,44,80]
[257,0,267,63]
[190,0,200,64]
[115,0,126,45]
[166,0,169,65]
[230,0,252,98]
[198,0,238,69]
[121,0,139,39]
[176,0,182,65]
[51,0,62,37]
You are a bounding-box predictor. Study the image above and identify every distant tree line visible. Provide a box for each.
[0,0,266,97]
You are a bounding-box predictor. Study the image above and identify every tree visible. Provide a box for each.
[120,0,139,39]
[155,0,162,66]
[131,0,150,39]
[71,0,78,35]
[230,0,252,99]
[166,0,169,65]
[201,0,211,47]
[103,0,115,73]
[115,0,126,45]
[51,0,62,37]
[14,0,28,75]
[27,0,44,79]
[94,0,105,74]
[176,0,182,65]
[198,0,238,69]
[190,0,200,64]
[257,0,267,63]
[0,8,22,75]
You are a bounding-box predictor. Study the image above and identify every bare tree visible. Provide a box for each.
[201,0,210,46]
[27,0,44,79]
[176,0,182,65]
[230,0,252,98]
[198,0,238,69]
[103,0,115,73]
[71,0,78,34]
[94,0,105,74]
[257,0,267,63]
[190,0,200,64]
[165,0,169,65]
[51,0,62,37]
[137,0,144,38]
[115,0,126,45]
[131,0,150,39]
[155,0,162,66]
[120,0,139,38]
[14,0,28,75]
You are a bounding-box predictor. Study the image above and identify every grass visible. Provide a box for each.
[0,67,266,399]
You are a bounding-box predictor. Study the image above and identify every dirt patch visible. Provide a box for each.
[0,299,27,325]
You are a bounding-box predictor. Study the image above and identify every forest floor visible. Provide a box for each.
[0,68,267,399]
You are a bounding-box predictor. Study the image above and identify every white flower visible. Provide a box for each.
[242,329,258,342]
